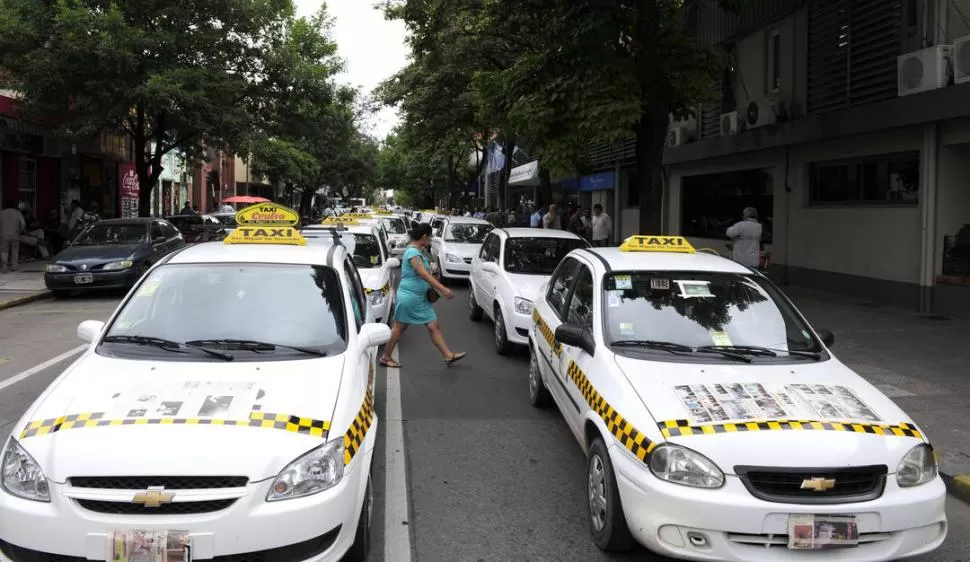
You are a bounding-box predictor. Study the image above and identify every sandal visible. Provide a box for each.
[445,352,467,365]
[379,358,401,368]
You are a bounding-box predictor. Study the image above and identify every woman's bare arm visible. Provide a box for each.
[410,256,449,294]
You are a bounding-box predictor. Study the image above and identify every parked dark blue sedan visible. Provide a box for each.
[44,218,185,295]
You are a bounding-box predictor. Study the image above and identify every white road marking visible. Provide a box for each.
[384,346,412,562]
[0,345,86,394]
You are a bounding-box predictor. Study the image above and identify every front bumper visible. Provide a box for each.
[440,259,471,279]
[610,447,947,561]
[44,269,140,291]
[506,308,533,345]
[0,450,373,561]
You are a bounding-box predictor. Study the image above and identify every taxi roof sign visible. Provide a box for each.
[619,235,695,254]
[323,216,361,225]
[234,203,300,227]
[341,213,374,219]
[224,203,306,245]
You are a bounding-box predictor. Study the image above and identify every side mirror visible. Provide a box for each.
[77,320,105,343]
[817,328,835,348]
[360,323,392,348]
[386,257,401,269]
[481,261,500,274]
[555,324,596,357]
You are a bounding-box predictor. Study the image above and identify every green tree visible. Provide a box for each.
[0,0,314,216]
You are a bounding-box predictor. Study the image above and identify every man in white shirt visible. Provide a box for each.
[0,199,25,272]
[67,200,84,233]
[220,201,235,213]
[590,204,612,246]
[726,207,763,268]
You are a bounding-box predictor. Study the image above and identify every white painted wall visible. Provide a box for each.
[732,12,801,117]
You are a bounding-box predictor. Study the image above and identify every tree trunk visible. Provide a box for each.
[499,136,516,209]
[634,107,669,234]
[299,186,315,217]
[538,168,552,209]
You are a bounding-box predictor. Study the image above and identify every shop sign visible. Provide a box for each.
[119,163,140,218]
[579,170,615,192]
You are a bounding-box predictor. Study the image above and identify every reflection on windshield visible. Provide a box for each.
[446,224,492,243]
[381,217,407,234]
[106,264,348,356]
[603,272,820,353]
[75,224,148,246]
[344,234,382,268]
[505,238,588,274]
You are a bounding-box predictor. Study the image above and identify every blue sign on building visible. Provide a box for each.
[579,170,615,192]
[562,177,579,191]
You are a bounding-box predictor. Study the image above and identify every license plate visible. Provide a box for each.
[74,273,93,285]
[788,515,859,550]
[109,530,191,561]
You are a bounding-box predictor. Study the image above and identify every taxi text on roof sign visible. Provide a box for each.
[224,203,307,246]
[341,213,374,219]
[619,235,695,254]
[322,216,360,225]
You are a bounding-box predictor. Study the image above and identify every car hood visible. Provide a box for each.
[508,273,548,303]
[443,243,481,258]
[358,268,388,290]
[16,353,345,482]
[613,355,923,473]
[54,244,145,264]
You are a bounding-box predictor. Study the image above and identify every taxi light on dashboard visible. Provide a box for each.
[223,203,306,246]
[619,235,695,254]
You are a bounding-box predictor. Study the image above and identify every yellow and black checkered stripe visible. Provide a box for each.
[20,411,331,440]
[566,360,657,462]
[343,388,375,465]
[532,310,562,357]
[365,281,391,295]
[658,418,923,440]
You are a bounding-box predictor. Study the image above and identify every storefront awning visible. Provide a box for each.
[509,160,540,186]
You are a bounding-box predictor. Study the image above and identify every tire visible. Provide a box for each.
[344,472,374,562]
[51,290,70,299]
[468,287,484,321]
[587,438,635,552]
[528,345,552,408]
[493,306,512,355]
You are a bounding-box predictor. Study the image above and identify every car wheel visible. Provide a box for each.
[587,437,635,552]
[528,345,552,408]
[344,472,373,562]
[468,287,483,321]
[493,306,512,355]
[51,290,70,299]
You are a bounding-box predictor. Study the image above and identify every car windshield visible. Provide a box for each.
[504,237,588,275]
[213,214,236,226]
[603,271,823,354]
[166,216,205,233]
[103,263,348,359]
[381,217,407,234]
[74,224,147,246]
[446,223,492,243]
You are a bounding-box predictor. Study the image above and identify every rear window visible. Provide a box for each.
[504,237,588,275]
[445,223,493,243]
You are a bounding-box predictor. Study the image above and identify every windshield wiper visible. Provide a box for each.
[611,339,751,363]
[186,338,328,357]
[698,344,821,360]
[102,335,233,361]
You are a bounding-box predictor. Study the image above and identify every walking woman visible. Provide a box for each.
[379,223,467,367]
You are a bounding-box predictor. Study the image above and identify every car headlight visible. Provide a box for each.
[46,264,67,273]
[648,444,724,488]
[267,439,345,501]
[445,253,462,264]
[101,260,133,271]
[514,297,534,315]
[2,439,50,502]
[896,443,937,487]
[368,288,386,305]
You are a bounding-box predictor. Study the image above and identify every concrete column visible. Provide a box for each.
[613,163,622,241]
[919,123,940,313]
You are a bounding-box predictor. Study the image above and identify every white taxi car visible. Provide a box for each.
[304,218,401,324]
[429,216,493,282]
[376,213,410,257]
[528,235,945,561]
[0,204,389,561]
[468,228,588,354]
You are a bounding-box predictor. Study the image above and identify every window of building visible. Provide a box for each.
[681,168,774,244]
[19,158,36,214]
[767,29,782,93]
[808,152,919,205]
[626,170,639,207]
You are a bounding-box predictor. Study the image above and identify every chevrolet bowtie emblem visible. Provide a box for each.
[131,486,175,507]
[800,477,836,492]
[80,264,88,270]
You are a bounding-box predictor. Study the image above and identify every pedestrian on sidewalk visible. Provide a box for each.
[543,203,561,230]
[591,203,613,246]
[726,206,763,268]
[379,222,467,368]
[0,199,25,272]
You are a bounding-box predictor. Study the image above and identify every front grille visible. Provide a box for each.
[463,257,473,264]
[736,465,887,504]
[0,540,86,562]
[76,498,235,515]
[70,475,248,489]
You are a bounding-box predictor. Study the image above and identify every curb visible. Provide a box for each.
[0,291,52,311]
[941,471,970,505]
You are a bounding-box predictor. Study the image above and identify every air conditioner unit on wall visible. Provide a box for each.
[666,126,688,148]
[744,97,778,129]
[953,35,970,84]
[720,111,739,136]
[898,45,953,96]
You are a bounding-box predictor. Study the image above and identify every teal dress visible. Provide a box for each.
[394,246,437,324]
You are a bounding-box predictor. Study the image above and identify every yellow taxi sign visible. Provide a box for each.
[342,213,374,219]
[234,203,300,227]
[224,226,307,246]
[323,216,361,225]
[619,235,695,254]
[374,210,392,215]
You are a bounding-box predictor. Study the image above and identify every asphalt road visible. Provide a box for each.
[0,290,969,561]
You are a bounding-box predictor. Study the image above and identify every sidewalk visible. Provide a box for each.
[0,264,50,311]
[783,285,970,499]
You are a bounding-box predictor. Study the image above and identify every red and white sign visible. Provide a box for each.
[119,163,140,218]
